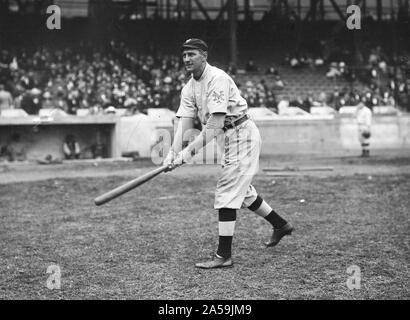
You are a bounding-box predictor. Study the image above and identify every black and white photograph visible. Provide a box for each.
[0,0,409,306]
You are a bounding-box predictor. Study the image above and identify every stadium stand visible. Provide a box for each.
[0,6,409,160]
[0,33,409,118]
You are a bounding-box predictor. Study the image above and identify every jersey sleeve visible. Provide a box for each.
[206,75,230,114]
[176,82,197,118]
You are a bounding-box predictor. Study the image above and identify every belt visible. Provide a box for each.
[223,114,250,132]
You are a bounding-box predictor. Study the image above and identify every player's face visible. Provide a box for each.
[182,49,206,73]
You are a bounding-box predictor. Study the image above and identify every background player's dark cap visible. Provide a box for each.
[181,38,208,52]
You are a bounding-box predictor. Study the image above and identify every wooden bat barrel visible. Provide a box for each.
[94,165,169,206]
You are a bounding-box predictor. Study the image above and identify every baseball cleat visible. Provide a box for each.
[265,223,294,247]
[195,255,233,269]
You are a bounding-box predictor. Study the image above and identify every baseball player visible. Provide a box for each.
[355,99,372,157]
[163,38,294,269]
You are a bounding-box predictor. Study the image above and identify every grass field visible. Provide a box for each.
[1,154,409,300]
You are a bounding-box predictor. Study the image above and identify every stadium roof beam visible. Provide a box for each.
[244,0,251,21]
[304,0,319,21]
[268,0,293,18]
[304,0,353,21]
[328,0,345,20]
[398,0,409,20]
[94,0,407,22]
[354,0,366,16]
[228,0,237,68]
[186,0,191,20]
[376,0,382,20]
[320,0,325,20]
[214,1,228,21]
[280,0,292,15]
[193,0,211,22]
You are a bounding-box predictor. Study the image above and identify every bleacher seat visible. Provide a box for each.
[248,107,279,120]
[0,109,29,117]
[76,109,90,116]
[39,108,68,117]
[310,106,337,116]
[372,106,398,115]
[279,106,310,116]
[235,66,353,102]
[114,108,128,116]
[338,106,357,114]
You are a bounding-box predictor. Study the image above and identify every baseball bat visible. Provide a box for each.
[94,165,169,206]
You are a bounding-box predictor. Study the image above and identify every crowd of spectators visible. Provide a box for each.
[0,39,409,117]
[325,85,395,111]
[276,40,410,112]
[284,53,325,70]
[237,79,278,111]
[323,45,409,110]
[0,42,288,116]
[228,60,284,111]
[0,41,187,116]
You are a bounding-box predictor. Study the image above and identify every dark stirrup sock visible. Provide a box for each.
[216,208,236,259]
[217,236,233,259]
[249,196,287,229]
[265,210,287,229]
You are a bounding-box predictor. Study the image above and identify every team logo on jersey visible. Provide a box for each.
[210,90,225,104]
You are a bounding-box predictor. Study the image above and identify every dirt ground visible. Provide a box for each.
[1,150,409,300]
[2,149,410,183]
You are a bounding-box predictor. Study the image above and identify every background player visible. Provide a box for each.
[356,99,373,157]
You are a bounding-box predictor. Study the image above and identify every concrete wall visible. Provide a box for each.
[258,115,410,155]
[256,118,343,155]
[142,114,410,159]
[1,114,409,162]
[119,114,158,158]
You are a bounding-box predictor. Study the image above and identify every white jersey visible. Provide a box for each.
[176,63,248,124]
[356,105,372,129]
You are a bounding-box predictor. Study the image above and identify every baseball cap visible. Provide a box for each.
[181,38,208,52]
